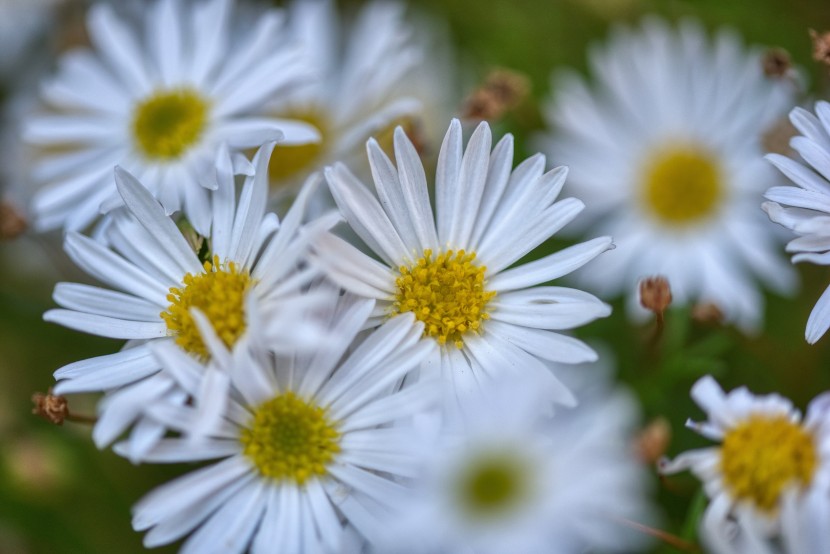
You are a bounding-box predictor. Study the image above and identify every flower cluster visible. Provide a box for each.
[8,0,830,553]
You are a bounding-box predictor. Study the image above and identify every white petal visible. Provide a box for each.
[807,283,830,344]
[488,236,613,291]
[115,167,203,275]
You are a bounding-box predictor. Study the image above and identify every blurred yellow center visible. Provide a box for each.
[393,249,496,349]
[457,453,528,519]
[161,255,252,361]
[642,146,723,225]
[268,109,328,182]
[720,415,817,512]
[132,88,209,160]
[372,116,421,159]
[240,392,341,485]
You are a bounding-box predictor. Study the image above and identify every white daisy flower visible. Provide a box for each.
[541,18,797,331]
[25,0,318,233]
[385,378,652,554]
[46,143,333,459]
[265,0,442,192]
[659,375,830,554]
[121,297,437,553]
[312,119,613,406]
[764,101,830,343]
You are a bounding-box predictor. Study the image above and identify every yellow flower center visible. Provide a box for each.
[161,255,253,361]
[268,109,328,182]
[720,415,818,512]
[456,453,529,519]
[240,392,341,485]
[132,88,209,160]
[393,249,496,349]
[641,145,723,225]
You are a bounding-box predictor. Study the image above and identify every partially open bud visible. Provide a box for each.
[0,201,27,240]
[462,68,530,121]
[810,30,830,66]
[692,302,724,325]
[31,391,68,425]
[639,276,672,318]
[634,417,671,464]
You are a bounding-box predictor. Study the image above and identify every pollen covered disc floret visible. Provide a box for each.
[132,88,210,160]
[393,249,496,348]
[240,392,341,485]
[720,415,817,512]
[161,255,254,361]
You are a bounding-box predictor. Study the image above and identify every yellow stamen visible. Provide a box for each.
[132,88,209,160]
[240,392,341,485]
[720,415,818,512]
[161,255,252,361]
[641,145,723,225]
[268,109,327,182]
[457,452,529,519]
[393,249,496,348]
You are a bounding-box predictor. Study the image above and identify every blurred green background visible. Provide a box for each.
[3,0,830,552]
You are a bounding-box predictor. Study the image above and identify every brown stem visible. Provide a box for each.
[616,517,700,553]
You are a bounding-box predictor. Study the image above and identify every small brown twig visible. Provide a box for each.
[32,390,96,426]
[616,517,701,553]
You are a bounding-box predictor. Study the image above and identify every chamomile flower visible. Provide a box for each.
[541,18,797,331]
[313,119,612,406]
[659,376,830,554]
[25,0,318,233]
[266,0,446,193]
[764,101,830,343]
[122,297,437,553]
[46,143,333,459]
[386,379,652,554]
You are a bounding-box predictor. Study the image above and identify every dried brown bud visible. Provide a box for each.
[0,201,27,240]
[692,302,724,325]
[639,276,672,316]
[31,391,69,425]
[810,29,830,66]
[762,48,792,78]
[462,68,530,121]
[634,417,671,464]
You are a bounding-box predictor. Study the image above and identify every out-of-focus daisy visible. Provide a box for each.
[541,18,797,331]
[122,297,437,553]
[25,0,317,233]
[46,143,332,459]
[266,0,449,194]
[660,376,830,554]
[313,119,612,406]
[386,379,652,554]
[764,101,830,344]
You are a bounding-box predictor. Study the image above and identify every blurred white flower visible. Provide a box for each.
[24,0,318,233]
[541,18,797,331]
[122,300,437,553]
[46,143,333,460]
[266,0,454,197]
[384,378,652,554]
[660,376,830,554]
[313,119,612,406]
[764,101,830,344]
